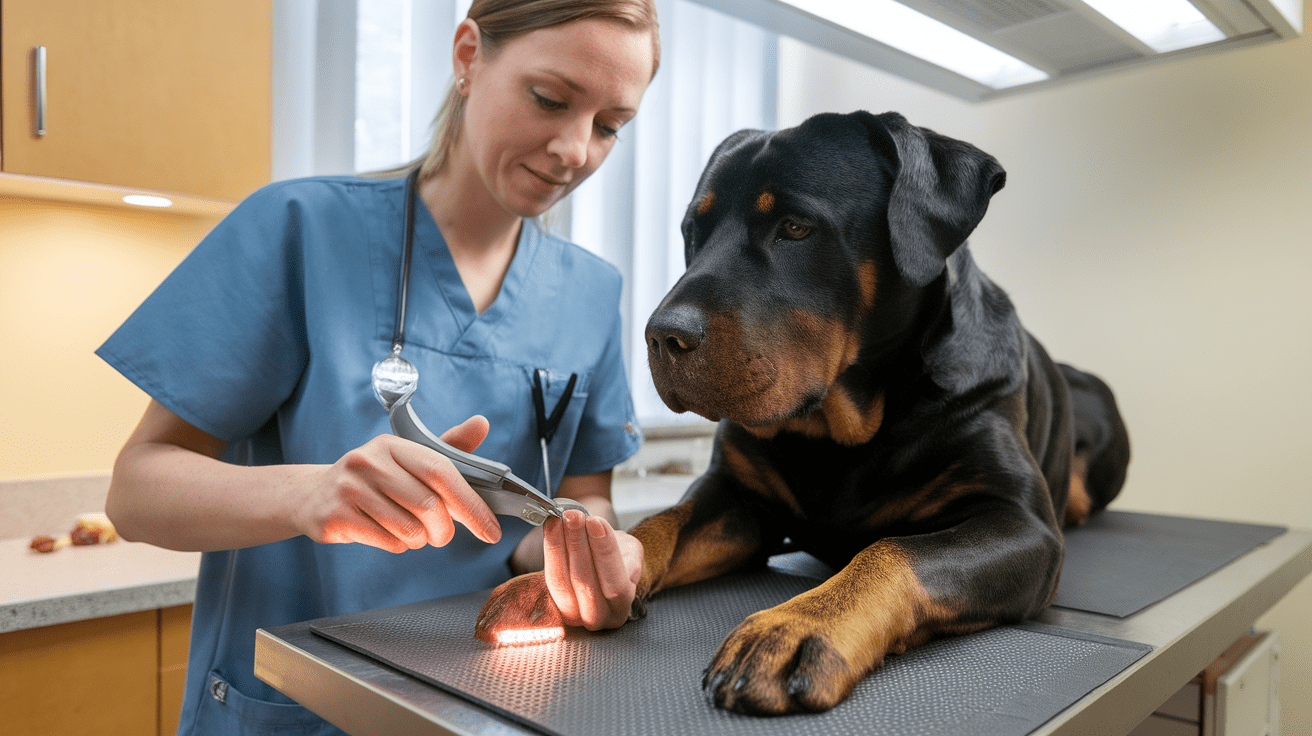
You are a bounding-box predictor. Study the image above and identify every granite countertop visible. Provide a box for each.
[0,536,200,633]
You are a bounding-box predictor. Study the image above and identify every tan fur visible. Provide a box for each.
[857,261,878,312]
[706,540,961,713]
[1064,451,1093,526]
[628,501,762,602]
[756,190,775,213]
[696,191,716,214]
[652,309,866,428]
[720,439,806,517]
[743,389,884,446]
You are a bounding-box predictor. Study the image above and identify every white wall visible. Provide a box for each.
[779,27,1312,733]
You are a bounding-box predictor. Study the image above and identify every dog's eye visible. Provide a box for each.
[780,220,812,240]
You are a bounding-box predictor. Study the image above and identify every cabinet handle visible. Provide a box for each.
[35,46,48,136]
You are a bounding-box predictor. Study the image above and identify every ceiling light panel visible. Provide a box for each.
[691,0,1304,101]
[1081,0,1225,52]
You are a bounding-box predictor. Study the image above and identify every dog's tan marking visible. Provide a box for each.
[706,539,966,713]
[910,478,986,522]
[720,437,805,517]
[661,515,759,589]
[630,502,694,597]
[1064,451,1093,526]
[744,388,884,446]
[629,501,762,603]
[756,190,775,213]
[658,309,864,430]
[696,191,716,215]
[819,388,885,446]
[857,261,878,312]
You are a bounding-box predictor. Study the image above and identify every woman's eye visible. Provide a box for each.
[780,220,812,240]
[533,91,566,111]
[596,121,620,138]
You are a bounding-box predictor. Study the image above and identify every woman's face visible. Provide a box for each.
[457,18,655,218]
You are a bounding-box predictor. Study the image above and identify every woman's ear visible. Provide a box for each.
[452,18,481,92]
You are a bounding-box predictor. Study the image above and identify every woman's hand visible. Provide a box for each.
[542,510,643,630]
[106,400,501,553]
[298,415,502,553]
[476,477,643,642]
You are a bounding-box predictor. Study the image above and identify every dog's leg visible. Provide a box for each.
[628,471,774,618]
[1059,363,1131,521]
[704,510,1062,715]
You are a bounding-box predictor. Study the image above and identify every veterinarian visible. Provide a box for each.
[96,1,657,733]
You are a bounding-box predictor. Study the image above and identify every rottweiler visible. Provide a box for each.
[480,110,1130,716]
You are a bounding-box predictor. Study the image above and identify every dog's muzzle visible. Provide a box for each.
[645,305,780,421]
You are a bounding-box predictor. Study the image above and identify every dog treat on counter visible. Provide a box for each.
[28,535,65,553]
[28,514,118,553]
[71,514,119,545]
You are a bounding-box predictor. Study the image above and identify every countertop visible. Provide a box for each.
[0,536,200,633]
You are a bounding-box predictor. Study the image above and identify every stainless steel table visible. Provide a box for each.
[256,528,1312,736]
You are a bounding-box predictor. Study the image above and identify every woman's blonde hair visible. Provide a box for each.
[405,0,660,180]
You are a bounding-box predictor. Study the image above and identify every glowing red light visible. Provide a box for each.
[493,627,566,647]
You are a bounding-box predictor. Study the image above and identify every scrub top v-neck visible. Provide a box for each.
[408,180,529,348]
[97,174,642,736]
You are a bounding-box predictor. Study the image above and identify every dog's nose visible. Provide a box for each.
[646,305,706,358]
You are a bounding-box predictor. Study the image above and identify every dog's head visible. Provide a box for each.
[645,111,1005,439]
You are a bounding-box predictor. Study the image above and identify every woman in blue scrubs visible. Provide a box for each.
[97,1,659,733]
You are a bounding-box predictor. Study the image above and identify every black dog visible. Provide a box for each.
[480,110,1130,716]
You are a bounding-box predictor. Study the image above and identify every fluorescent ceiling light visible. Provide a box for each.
[1269,0,1304,32]
[1082,0,1226,53]
[784,0,1048,89]
[122,194,174,208]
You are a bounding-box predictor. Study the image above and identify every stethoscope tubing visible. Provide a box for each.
[392,167,422,353]
[388,168,576,494]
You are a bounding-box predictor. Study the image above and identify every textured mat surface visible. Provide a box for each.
[1052,510,1285,617]
[312,570,1149,736]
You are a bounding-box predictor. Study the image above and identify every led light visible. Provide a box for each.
[1082,0,1225,53]
[122,194,174,208]
[784,0,1048,89]
[493,627,566,647]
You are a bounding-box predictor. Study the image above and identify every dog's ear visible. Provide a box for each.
[859,111,1006,287]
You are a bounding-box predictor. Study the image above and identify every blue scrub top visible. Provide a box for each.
[97,175,642,735]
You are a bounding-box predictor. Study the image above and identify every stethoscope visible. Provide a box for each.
[380,168,577,495]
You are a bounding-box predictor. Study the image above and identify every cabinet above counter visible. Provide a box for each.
[1,0,270,206]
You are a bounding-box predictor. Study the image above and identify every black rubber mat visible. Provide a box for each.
[1052,510,1285,617]
[311,569,1149,736]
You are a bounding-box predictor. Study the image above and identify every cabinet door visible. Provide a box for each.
[0,610,158,734]
[159,605,193,736]
[1,0,270,201]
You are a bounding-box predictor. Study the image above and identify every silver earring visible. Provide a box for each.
[458,77,467,91]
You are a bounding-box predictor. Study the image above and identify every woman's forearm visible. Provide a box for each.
[107,400,503,553]
[106,409,318,551]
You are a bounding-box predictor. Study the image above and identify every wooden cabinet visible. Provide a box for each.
[159,604,193,735]
[0,605,193,736]
[1,0,270,202]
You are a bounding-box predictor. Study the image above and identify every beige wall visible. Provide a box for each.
[779,27,1311,733]
[0,196,221,478]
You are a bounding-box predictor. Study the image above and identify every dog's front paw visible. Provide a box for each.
[474,572,563,644]
[702,609,859,715]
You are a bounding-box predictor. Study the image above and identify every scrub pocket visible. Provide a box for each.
[523,366,591,492]
[193,671,343,736]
